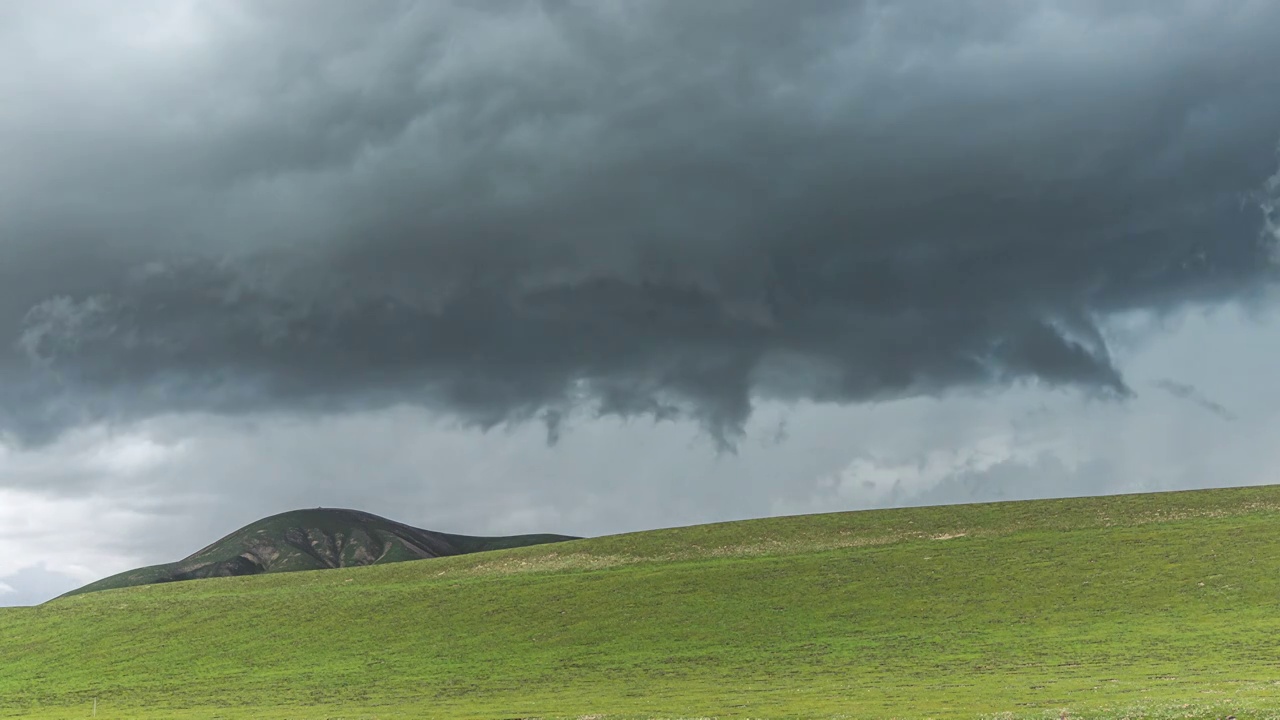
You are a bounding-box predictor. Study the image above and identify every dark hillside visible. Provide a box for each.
[63,507,576,597]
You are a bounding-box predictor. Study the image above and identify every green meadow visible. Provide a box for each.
[4,485,1280,719]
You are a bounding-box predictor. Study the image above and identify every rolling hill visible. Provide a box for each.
[62,507,578,597]
[5,485,1280,718]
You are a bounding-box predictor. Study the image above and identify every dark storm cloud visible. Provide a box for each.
[3,0,1280,446]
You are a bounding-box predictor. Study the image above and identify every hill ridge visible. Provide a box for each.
[62,507,577,598]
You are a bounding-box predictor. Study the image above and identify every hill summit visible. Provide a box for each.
[64,508,577,597]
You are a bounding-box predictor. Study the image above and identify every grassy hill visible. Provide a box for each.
[5,486,1280,719]
[62,507,578,597]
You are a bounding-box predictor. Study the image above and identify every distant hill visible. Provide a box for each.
[62,508,577,597]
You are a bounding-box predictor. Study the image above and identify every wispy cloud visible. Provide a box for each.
[1155,379,1237,422]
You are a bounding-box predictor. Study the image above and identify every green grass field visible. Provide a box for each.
[4,485,1280,719]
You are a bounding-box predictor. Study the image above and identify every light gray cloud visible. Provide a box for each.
[0,565,82,607]
[1,1,1278,447]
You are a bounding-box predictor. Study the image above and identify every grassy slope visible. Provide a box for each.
[4,486,1280,719]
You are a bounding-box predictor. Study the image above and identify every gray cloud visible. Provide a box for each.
[2,1,1280,447]
[1154,379,1237,421]
[4,301,1280,605]
[0,565,82,607]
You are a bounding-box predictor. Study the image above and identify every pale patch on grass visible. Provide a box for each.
[1102,502,1280,528]
[460,553,646,576]
[698,533,910,558]
[452,533,921,578]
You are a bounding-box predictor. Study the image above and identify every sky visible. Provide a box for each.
[2,0,1280,606]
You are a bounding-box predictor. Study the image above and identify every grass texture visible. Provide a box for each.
[4,485,1280,719]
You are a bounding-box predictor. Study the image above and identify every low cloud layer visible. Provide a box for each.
[7,299,1280,606]
[3,1,1280,446]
